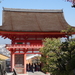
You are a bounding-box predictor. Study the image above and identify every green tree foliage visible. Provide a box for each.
[40,38,61,74]
[60,39,75,75]
[61,26,75,75]
[40,38,75,75]
[62,26,75,41]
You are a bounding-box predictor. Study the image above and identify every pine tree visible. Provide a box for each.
[40,38,61,74]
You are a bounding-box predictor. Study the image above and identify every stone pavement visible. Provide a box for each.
[28,72,50,75]
[7,72,13,75]
[7,71,50,75]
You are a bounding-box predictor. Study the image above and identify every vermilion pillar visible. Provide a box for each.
[24,53,26,74]
[11,52,15,71]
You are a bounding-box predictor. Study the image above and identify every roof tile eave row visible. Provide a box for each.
[3,7,63,13]
[0,29,62,32]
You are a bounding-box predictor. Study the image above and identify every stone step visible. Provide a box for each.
[28,72,50,75]
[7,72,13,75]
[7,72,50,75]
[7,72,28,75]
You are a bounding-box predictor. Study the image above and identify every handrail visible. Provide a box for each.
[6,44,44,49]
[13,68,17,75]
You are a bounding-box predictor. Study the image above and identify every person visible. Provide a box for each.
[26,64,29,71]
[32,63,35,73]
[35,63,38,71]
[29,63,32,72]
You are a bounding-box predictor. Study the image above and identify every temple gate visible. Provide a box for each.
[0,8,74,74]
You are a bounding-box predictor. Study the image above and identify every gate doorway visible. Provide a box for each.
[26,54,42,72]
[15,54,24,74]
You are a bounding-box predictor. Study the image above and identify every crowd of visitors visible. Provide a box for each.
[26,63,42,72]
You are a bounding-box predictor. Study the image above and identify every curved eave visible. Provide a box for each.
[0,30,66,35]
